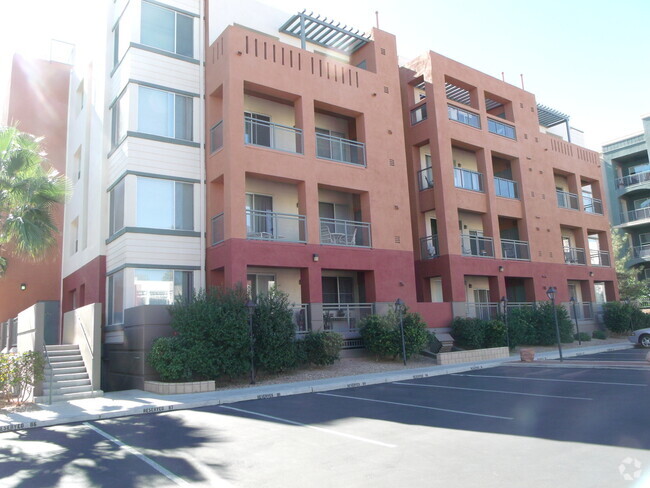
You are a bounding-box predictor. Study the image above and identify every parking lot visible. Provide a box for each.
[2,349,650,487]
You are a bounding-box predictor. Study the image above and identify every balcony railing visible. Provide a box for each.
[633,245,650,259]
[589,250,611,267]
[556,189,579,210]
[320,218,371,247]
[418,166,434,190]
[209,120,223,153]
[616,170,650,189]
[501,239,530,260]
[564,246,586,265]
[461,234,494,257]
[244,115,304,154]
[316,133,366,166]
[211,213,225,245]
[494,177,519,199]
[621,207,650,224]
[505,302,535,312]
[583,195,603,215]
[292,304,310,335]
[410,104,427,125]
[465,302,499,320]
[246,210,307,243]
[487,118,516,140]
[567,302,593,320]
[448,104,481,129]
[454,167,484,192]
[420,235,439,260]
[323,303,374,337]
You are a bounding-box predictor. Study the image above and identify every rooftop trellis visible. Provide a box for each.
[279,10,371,55]
[537,104,570,128]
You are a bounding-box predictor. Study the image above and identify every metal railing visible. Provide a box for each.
[465,302,499,320]
[632,245,650,259]
[292,304,310,335]
[323,303,373,337]
[583,195,603,214]
[501,239,530,260]
[487,118,516,139]
[567,302,593,320]
[244,116,304,154]
[410,104,427,125]
[506,302,535,311]
[246,210,307,243]
[420,235,439,260]
[209,120,223,153]
[320,218,371,247]
[316,133,366,166]
[557,190,579,210]
[211,212,224,245]
[43,345,53,405]
[461,234,494,257]
[616,169,650,189]
[564,246,586,265]
[454,167,484,192]
[448,104,481,129]
[621,206,650,224]
[418,166,434,190]
[589,250,611,267]
[494,176,519,199]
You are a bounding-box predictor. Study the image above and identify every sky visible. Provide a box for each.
[1,0,648,150]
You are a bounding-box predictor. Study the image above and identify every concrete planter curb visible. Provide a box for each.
[144,380,215,395]
[436,346,509,365]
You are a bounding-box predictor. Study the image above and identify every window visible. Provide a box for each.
[244,112,271,147]
[107,270,124,325]
[137,177,193,230]
[488,118,516,139]
[322,276,354,304]
[246,193,273,236]
[138,86,193,141]
[448,105,481,129]
[109,180,125,235]
[134,269,193,306]
[113,22,120,66]
[247,274,276,300]
[70,218,79,256]
[111,93,127,147]
[141,1,193,57]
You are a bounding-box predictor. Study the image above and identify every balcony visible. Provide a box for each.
[209,121,223,153]
[323,303,374,338]
[583,195,603,215]
[494,177,519,199]
[461,234,494,258]
[487,118,516,140]
[454,167,484,192]
[621,207,650,224]
[244,115,304,154]
[320,218,371,247]
[556,190,579,210]
[292,304,310,335]
[448,104,481,129]
[616,170,650,190]
[410,104,427,125]
[501,239,530,261]
[316,133,365,166]
[246,210,307,243]
[211,213,224,245]
[564,246,586,265]
[465,302,499,320]
[418,166,434,190]
[633,245,650,260]
[420,235,439,260]
[589,250,611,267]
[567,301,593,320]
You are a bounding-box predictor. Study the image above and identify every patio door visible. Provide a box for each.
[473,289,491,320]
[245,112,271,147]
[247,273,276,300]
[246,193,273,236]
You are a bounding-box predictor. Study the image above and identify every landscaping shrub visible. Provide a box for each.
[574,332,591,342]
[253,289,297,373]
[592,330,608,340]
[507,307,537,347]
[451,317,485,350]
[0,351,45,403]
[484,320,508,348]
[532,301,574,345]
[148,336,191,382]
[603,301,635,334]
[360,309,429,359]
[303,331,343,365]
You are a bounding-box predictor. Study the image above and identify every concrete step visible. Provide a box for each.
[35,390,104,404]
[49,354,83,363]
[45,365,86,375]
[46,372,89,381]
[47,360,85,369]
[45,344,80,352]
[47,348,81,357]
[43,384,93,396]
[48,378,91,389]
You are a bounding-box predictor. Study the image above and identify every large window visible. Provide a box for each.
[137,177,193,230]
[109,179,125,235]
[134,269,193,306]
[322,276,354,304]
[138,86,193,141]
[111,93,127,147]
[107,270,124,325]
[247,274,276,300]
[141,1,193,57]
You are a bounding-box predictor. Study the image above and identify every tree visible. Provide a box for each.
[0,126,68,276]
[611,228,649,301]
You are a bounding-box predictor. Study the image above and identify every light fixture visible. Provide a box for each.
[498,266,504,272]
[312,253,319,262]
[20,283,27,291]
[546,286,557,301]
[589,271,594,277]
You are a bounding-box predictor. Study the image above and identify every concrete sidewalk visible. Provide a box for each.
[0,342,635,433]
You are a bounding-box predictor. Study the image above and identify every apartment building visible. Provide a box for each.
[603,116,650,280]
[400,51,618,322]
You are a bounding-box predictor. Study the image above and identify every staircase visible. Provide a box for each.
[37,344,100,403]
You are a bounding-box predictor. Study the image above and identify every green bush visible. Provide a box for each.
[360,310,429,359]
[574,332,591,342]
[148,337,191,382]
[603,302,635,334]
[303,331,343,365]
[253,289,297,373]
[533,301,574,345]
[507,307,537,347]
[484,320,508,348]
[451,317,486,350]
[592,330,608,340]
[0,351,45,403]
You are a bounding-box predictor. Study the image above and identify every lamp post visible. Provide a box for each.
[624,298,634,332]
[546,287,563,362]
[569,296,581,345]
[245,300,257,384]
[501,296,510,349]
[395,298,407,366]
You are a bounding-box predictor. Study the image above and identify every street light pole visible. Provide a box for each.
[569,296,581,345]
[501,296,510,349]
[246,300,257,384]
[395,298,407,366]
[546,286,563,362]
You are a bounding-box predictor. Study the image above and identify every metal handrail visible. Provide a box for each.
[583,195,603,214]
[556,189,579,210]
[622,206,650,224]
[460,234,494,257]
[244,116,304,154]
[563,246,586,265]
[494,176,518,199]
[320,218,371,247]
[487,117,516,139]
[76,315,93,360]
[315,132,366,166]
[616,169,650,189]
[420,235,439,260]
[589,249,611,267]
[454,167,484,192]
[246,209,307,243]
[211,212,225,245]
[43,345,53,405]
[501,239,530,260]
[417,166,434,190]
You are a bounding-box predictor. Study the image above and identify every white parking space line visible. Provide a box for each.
[219,405,396,448]
[393,382,593,400]
[84,422,193,487]
[453,373,647,387]
[317,393,513,420]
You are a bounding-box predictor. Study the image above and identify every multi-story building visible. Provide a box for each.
[400,51,617,321]
[603,116,650,280]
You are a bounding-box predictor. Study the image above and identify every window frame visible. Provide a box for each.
[140,1,194,58]
[136,176,194,231]
[138,85,193,141]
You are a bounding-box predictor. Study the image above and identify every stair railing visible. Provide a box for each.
[43,345,53,405]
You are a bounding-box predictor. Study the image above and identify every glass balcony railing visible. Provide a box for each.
[323,303,374,337]
[616,170,650,189]
[211,212,224,245]
[316,133,366,166]
[209,120,223,153]
[633,245,650,259]
[244,115,303,154]
[454,167,484,192]
[589,250,611,267]
[420,235,439,260]
[557,190,579,210]
[410,104,427,125]
[465,302,499,320]
[583,195,603,214]
[246,210,307,243]
[448,104,481,129]
[564,246,586,265]
[621,207,650,224]
[320,218,371,247]
[494,177,519,199]
[501,239,530,260]
[488,118,516,139]
[418,166,434,190]
[461,234,494,257]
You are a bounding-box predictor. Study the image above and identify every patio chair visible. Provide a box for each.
[320,224,334,244]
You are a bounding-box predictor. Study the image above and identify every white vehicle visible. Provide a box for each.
[628,328,650,348]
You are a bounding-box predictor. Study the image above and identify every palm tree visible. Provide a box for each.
[0,125,68,276]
